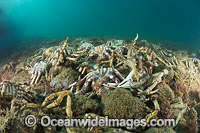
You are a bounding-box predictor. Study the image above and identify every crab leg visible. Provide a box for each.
[104,50,111,60]
[42,90,72,108]
[113,68,125,80]
[1,83,7,95]
[81,67,87,75]
[119,79,146,88]
[114,77,121,84]
[46,95,65,108]
[55,37,69,67]
[30,71,37,85]
[66,95,73,118]
[145,100,160,124]
[170,103,188,125]
[153,51,170,68]
[73,51,84,54]
[110,50,114,68]
[131,33,138,46]
[35,71,41,84]
[128,48,139,81]
[113,50,127,65]
[31,71,35,80]
[26,103,40,108]
[138,69,168,95]
[104,83,118,88]
[76,74,95,94]
[62,37,69,50]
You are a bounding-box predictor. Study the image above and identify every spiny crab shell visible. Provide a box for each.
[74,67,125,96]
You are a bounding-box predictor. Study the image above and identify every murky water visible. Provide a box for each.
[0,0,200,50]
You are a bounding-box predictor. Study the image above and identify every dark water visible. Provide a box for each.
[0,0,200,50]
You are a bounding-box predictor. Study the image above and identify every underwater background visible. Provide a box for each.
[1,1,200,132]
[0,0,200,49]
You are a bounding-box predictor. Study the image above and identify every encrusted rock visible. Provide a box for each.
[145,127,175,133]
[156,82,175,103]
[71,94,99,115]
[156,82,175,119]
[50,67,78,90]
[101,88,147,119]
[48,66,64,77]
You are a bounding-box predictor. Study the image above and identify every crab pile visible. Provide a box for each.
[0,35,200,132]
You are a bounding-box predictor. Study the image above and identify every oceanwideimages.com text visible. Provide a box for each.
[25,115,176,129]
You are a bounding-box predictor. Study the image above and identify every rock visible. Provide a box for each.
[156,82,175,103]
[48,66,64,77]
[50,67,78,90]
[154,82,175,119]
[105,128,131,133]
[101,88,147,119]
[145,127,175,133]
[71,94,99,115]
[65,127,91,133]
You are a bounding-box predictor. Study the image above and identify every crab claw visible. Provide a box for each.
[117,70,134,87]
[117,69,147,88]
[118,81,132,88]
[118,79,146,88]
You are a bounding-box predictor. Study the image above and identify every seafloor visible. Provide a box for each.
[0,37,200,133]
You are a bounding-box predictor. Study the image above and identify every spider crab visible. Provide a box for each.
[42,37,70,67]
[78,42,94,51]
[41,68,125,109]
[28,61,49,85]
[87,44,113,63]
[0,80,40,109]
[74,67,125,96]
